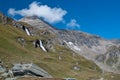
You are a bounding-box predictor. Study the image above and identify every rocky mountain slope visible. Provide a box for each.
[0,12,102,80]
[0,12,120,80]
[96,45,120,73]
[19,16,120,74]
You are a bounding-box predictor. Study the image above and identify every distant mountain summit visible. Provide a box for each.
[19,16,57,34]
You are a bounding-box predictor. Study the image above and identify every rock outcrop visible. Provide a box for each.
[96,45,120,73]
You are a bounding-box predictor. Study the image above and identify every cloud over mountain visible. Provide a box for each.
[66,19,80,29]
[8,1,67,23]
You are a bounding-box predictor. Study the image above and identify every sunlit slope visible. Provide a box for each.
[0,24,103,80]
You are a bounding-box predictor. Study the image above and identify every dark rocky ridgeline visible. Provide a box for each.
[0,12,13,25]
[0,12,32,36]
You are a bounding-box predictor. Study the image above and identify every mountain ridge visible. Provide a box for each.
[19,16,120,74]
[1,12,120,79]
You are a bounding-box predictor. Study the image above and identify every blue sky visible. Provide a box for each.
[0,0,120,39]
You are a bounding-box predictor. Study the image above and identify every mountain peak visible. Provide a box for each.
[19,16,41,21]
[25,16,40,19]
[19,16,58,34]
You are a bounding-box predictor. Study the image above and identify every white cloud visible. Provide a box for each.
[8,8,16,16]
[66,19,80,29]
[8,1,67,23]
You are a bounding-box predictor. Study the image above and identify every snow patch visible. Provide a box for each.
[25,28,31,36]
[64,40,81,51]
[39,40,47,52]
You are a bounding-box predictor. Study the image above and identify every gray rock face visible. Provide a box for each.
[57,30,101,47]
[12,63,52,78]
[96,46,120,73]
[19,16,120,73]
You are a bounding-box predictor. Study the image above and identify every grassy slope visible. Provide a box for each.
[0,24,120,80]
